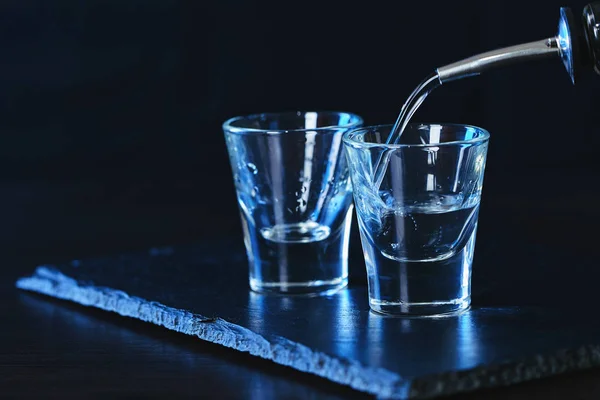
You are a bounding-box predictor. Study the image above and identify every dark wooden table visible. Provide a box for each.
[3,179,600,399]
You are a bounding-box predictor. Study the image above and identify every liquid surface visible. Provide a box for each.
[376,202,478,263]
[363,193,478,262]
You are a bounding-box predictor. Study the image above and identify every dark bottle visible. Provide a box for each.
[581,2,600,78]
[436,3,600,85]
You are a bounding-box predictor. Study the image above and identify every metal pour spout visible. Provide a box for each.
[437,38,560,83]
[436,7,582,85]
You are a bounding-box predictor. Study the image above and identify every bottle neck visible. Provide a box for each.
[582,2,600,76]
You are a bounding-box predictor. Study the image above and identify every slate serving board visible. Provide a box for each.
[15,225,600,399]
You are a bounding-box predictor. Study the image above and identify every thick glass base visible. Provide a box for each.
[249,276,348,297]
[362,224,477,319]
[369,296,471,318]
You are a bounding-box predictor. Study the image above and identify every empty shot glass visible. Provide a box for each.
[343,124,490,316]
[223,111,363,295]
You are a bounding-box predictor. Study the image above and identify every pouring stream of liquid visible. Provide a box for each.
[372,72,441,189]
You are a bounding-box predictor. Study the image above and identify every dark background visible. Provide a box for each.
[0,0,596,265]
[3,1,600,398]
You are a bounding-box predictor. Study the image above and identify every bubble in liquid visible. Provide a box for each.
[409,214,418,231]
[246,163,258,174]
[379,214,392,237]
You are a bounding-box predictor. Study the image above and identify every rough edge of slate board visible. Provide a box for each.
[15,266,600,400]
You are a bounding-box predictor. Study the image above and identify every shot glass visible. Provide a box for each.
[343,123,490,316]
[223,111,363,296]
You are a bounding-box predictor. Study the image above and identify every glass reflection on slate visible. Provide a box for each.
[223,111,363,296]
[248,290,360,362]
[367,309,481,372]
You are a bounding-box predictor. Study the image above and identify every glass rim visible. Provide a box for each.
[342,123,490,149]
[222,111,364,135]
